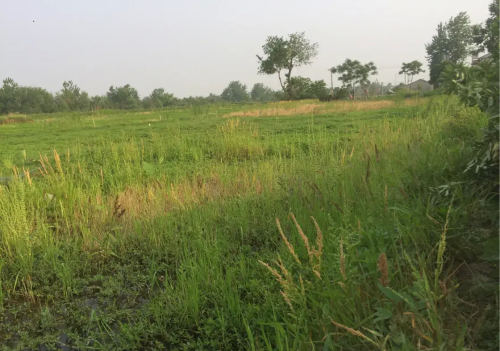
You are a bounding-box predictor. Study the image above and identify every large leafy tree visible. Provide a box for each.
[18,87,55,114]
[425,12,474,85]
[54,81,90,111]
[221,81,250,102]
[332,87,349,100]
[329,59,378,97]
[282,77,330,100]
[90,95,108,110]
[107,84,141,110]
[0,78,21,113]
[288,76,313,100]
[257,32,318,99]
[0,78,55,114]
[141,96,154,109]
[308,80,329,100]
[472,0,499,58]
[149,88,176,108]
[399,61,425,84]
[250,83,276,102]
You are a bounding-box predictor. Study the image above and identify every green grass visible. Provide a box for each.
[0,97,497,350]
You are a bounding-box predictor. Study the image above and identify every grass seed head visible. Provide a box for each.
[290,213,312,262]
[276,218,301,265]
[377,252,389,287]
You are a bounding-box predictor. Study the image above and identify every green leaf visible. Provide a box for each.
[322,334,333,351]
[378,283,403,302]
[488,96,494,107]
[377,283,416,310]
[142,161,155,175]
[373,307,392,322]
[388,205,414,215]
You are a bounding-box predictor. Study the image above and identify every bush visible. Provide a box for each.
[442,106,486,141]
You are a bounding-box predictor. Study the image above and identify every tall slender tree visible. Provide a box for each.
[329,59,378,97]
[257,32,318,99]
[399,61,426,84]
[425,12,474,85]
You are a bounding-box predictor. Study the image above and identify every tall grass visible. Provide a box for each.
[0,96,497,350]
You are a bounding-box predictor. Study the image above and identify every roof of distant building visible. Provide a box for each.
[472,52,492,65]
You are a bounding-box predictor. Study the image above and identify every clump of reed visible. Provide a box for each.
[259,213,323,310]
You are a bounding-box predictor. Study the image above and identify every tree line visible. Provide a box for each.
[0,75,342,115]
[1,0,496,115]
[257,1,497,100]
[0,80,222,115]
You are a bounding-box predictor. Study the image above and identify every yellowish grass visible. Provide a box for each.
[66,171,270,251]
[330,319,380,348]
[259,214,324,310]
[226,99,426,118]
[6,113,28,117]
[0,116,34,125]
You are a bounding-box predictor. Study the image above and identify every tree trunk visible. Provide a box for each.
[351,84,358,100]
[278,71,285,92]
[330,72,334,97]
[286,66,293,100]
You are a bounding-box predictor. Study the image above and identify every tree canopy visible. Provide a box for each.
[250,83,276,102]
[107,84,141,110]
[472,0,499,58]
[149,88,176,108]
[425,12,474,85]
[399,61,425,84]
[221,81,250,102]
[55,81,90,111]
[278,77,330,100]
[0,78,55,114]
[329,59,378,96]
[257,32,318,99]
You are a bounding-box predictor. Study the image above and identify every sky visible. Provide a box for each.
[0,0,491,98]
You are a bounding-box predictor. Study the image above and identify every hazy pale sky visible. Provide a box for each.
[0,0,490,98]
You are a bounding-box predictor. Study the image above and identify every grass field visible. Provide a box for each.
[0,97,497,350]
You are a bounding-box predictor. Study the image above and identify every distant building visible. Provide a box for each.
[472,53,492,65]
[398,79,433,92]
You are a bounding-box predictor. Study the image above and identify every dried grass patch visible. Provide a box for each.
[71,172,269,243]
[111,172,266,220]
[0,117,34,125]
[226,99,426,118]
